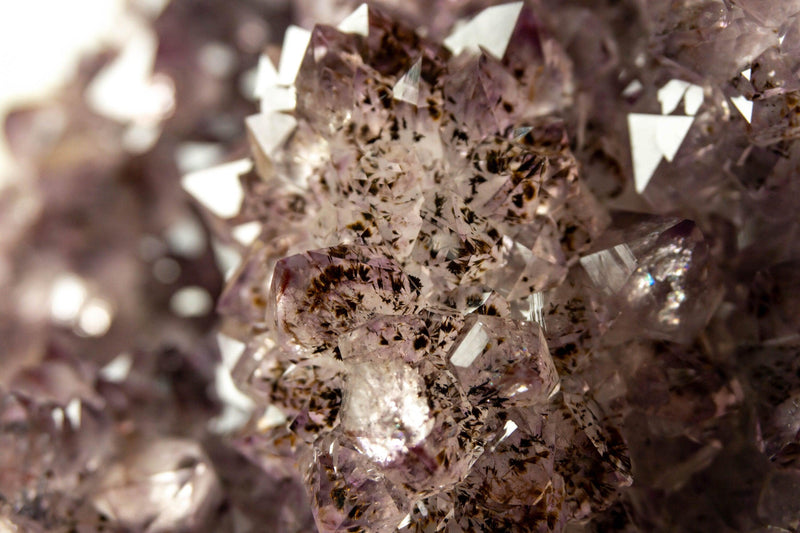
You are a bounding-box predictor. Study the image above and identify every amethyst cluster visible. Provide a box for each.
[4,1,800,532]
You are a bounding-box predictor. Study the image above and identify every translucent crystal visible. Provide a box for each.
[448,315,559,408]
[92,439,221,532]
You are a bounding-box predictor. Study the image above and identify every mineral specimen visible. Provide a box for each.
[5,0,800,531]
[210,3,709,531]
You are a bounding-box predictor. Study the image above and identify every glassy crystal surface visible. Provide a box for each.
[222,4,625,531]
[6,0,800,531]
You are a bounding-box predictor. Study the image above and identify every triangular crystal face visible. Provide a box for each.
[440,56,502,146]
[656,115,694,161]
[512,126,533,140]
[657,79,690,115]
[277,25,312,86]
[731,94,754,122]
[337,3,369,36]
[181,159,251,219]
[443,2,523,59]
[628,113,694,193]
[579,214,721,344]
[246,112,297,156]
[656,80,704,116]
[293,24,365,130]
[392,58,422,105]
[245,112,297,178]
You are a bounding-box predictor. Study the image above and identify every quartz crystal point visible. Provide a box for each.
[580,213,723,344]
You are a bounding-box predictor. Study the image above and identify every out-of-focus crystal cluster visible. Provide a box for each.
[5,0,800,531]
[0,0,298,531]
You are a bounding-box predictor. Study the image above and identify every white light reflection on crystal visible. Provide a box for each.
[246,112,297,160]
[532,291,546,331]
[100,353,133,382]
[622,80,643,97]
[337,3,369,37]
[658,80,691,115]
[277,26,311,86]
[181,158,250,219]
[170,286,212,317]
[659,289,687,327]
[78,298,113,337]
[122,122,161,153]
[580,244,637,295]
[232,221,262,246]
[175,142,225,174]
[217,333,245,370]
[209,364,255,434]
[392,58,422,106]
[397,513,412,529]
[449,321,489,368]
[497,420,518,444]
[65,398,81,428]
[731,95,753,123]
[253,52,296,113]
[52,407,65,431]
[165,215,206,259]
[628,113,694,193]
[684,84,704,115]
[51,274,88,324]
[443,2,524,59]
[256,405,287,431]
[86,17,174,123]
[658,80,703,117]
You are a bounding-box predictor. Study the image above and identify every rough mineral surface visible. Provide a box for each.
[5,0,800,532]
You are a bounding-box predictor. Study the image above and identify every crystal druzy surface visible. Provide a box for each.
[6,0,800,532]
[218,3,717,531]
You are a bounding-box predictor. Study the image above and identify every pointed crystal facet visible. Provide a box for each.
[582,214,722,343]
[92,439,221,532]
[731,95,754,123]
[337,3,369,37]
[443,2,524,59]
[392,58,422,105]
[628,114,694,193]
[181,159,251,218]
[278,25,312,86]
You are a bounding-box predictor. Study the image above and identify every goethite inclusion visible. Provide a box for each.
[195,3,726,531]
[10,0,800,531]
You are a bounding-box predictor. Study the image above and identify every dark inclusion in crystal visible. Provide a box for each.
[187,1,800,532]
[225,3,635,531]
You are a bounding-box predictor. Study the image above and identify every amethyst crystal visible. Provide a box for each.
[201,3,709,531]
